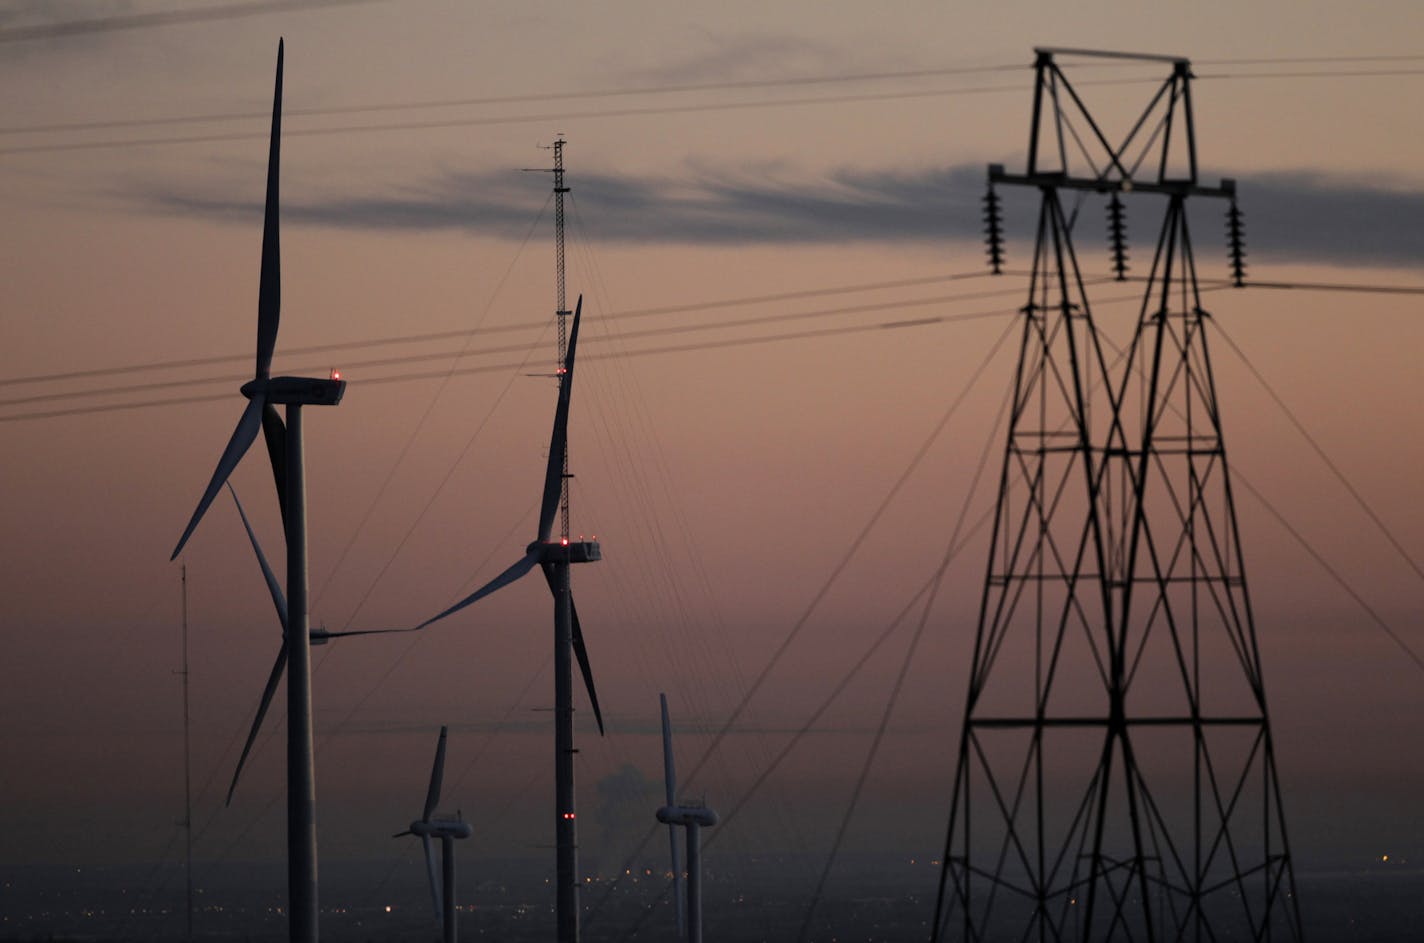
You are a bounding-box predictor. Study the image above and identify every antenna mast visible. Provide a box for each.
[552,135,571,541]
[508,137,603,943]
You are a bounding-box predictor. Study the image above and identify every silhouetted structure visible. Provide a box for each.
[933,48,1302,942]
[395,726,473,943]
[411,143,605,943]
[657,693,719,943]
[169,40,347,943]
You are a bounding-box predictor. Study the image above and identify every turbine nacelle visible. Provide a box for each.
[657,804,719,829]
[240,375,346,406]
[528,538,602,564]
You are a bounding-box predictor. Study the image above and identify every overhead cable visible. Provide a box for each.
[0,270,1001,389]
[1212,320,1424,584]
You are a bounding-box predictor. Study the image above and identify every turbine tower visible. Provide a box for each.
[934,48,1301,941]
[656,693,718,943]
[395,726,472,943]
[412,294,604,943]
[169,40,344,943]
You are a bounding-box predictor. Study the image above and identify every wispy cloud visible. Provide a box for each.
[618,31,853,85]
[0,0,379,44]
[132,162,1424,268]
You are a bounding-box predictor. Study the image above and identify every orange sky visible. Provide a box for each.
[1,1,1422,934]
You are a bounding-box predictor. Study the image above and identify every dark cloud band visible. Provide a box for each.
[136,163,1424,268]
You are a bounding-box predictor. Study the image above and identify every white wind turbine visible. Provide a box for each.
[657,693,718,943]
[411,295,604,943]
[168,40,343,943]
[395,726,472,943]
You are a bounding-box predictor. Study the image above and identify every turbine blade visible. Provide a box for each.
[660,693,676,806]
[171,395,265,561]
[422,835,442,924]
[570,595,605,736]
[261,402,287,516]
[392,830,412,838]
[412,548,539,631]
[226,643,287,806]
[227,483,288,626]
[313,626,412,640]
[537,295,582,542]
[255,38,283,380]
[542,563,604,735]
[423,726,448,821]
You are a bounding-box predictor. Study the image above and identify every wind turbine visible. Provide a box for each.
[656,693,718,943]
[412,295,603,943]
[167,39,343,943]
[395,726,472,943]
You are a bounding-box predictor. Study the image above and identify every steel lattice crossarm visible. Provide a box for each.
[992,47,1238,199]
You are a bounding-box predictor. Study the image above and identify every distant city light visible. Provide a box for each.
[384,905,392,913]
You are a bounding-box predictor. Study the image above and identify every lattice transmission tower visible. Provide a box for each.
[933,48,1302,942]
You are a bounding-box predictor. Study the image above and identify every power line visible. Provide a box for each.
[9,270,1423,405]
[0,284,1028,409]
[0,82,1049,156]
[0,304,1016,422]
[1137,274,1424,296]
[589,317,1019,936]
[310,193,553,616]
[6,67,1421,158]
[9,54,1423,139]
[797,377,1007,943]
[1199,68,1424,81]
[0,64,1025,137]
[9,273,1423,421]
[1242,278,1424,295]
[1232,474,1424,676]
[1197,54,1424,65]
[1212,319,1424,584]
[0,271,1000,389]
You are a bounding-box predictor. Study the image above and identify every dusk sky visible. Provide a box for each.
[2,1,1422,939]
